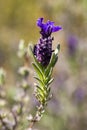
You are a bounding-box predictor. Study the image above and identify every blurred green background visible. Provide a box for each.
[0,0,87,130]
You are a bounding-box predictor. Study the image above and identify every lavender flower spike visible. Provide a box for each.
[29,19,62,128]
[34,18,62,66]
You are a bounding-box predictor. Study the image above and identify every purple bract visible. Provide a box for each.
[37,18,62,38]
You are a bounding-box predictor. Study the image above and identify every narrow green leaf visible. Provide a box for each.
[36,91,45,101]
[34,76,45,87]
[29,45,44,73]
[51,56,58,67]
[45,70,52,84]
[47,87,51,93]
[36,85,45,94]
[45,62,52,77]
[49,67,53,77]
[36,85,47,98]
[51,44,60,67]
[32,63,44,80]
[47,78,54,86]
[55,44,60,55]
[36,94,43,103]
[45,44,60,77]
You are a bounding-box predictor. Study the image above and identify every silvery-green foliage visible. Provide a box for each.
[29,44,60,107]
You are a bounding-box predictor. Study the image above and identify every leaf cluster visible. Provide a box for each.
[29,44,60,107]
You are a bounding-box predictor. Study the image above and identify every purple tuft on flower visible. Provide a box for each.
[37,18,62,38]
[33,18,62,67]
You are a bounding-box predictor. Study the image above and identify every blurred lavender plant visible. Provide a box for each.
[0,40,31,130]
[29,18,62,129]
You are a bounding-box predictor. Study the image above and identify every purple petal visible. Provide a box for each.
[46,20,54,26]
[52,26,62,32]
[37,18,43,27]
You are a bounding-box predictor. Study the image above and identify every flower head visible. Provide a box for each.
[34,37,53,66]
[34,18,62,66]
[37,18,62,38]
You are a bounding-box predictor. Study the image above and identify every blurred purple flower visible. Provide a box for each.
[34,18,62,66]
[74,88,85,104]
[67,35,78,56]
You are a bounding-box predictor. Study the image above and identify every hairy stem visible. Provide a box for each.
[29,104,44,129]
